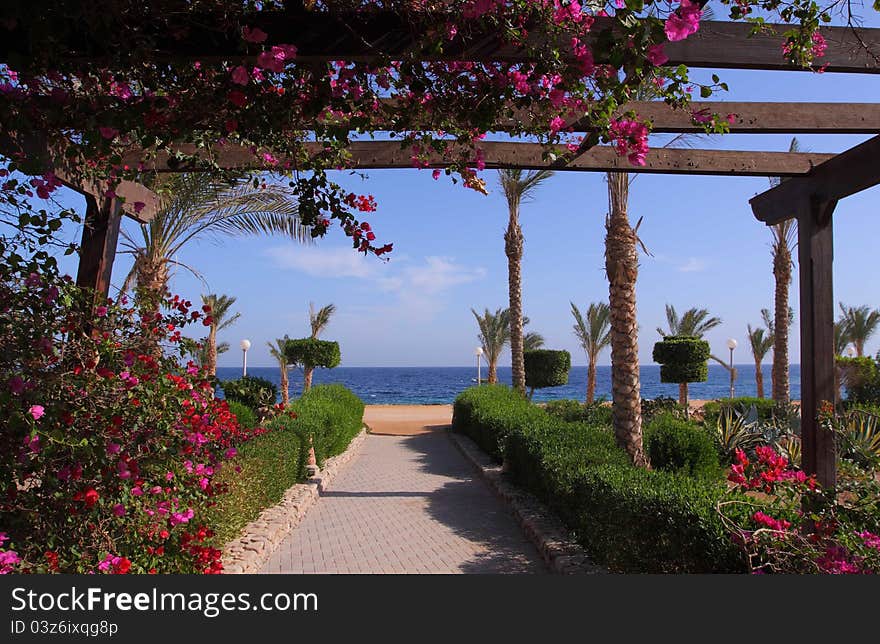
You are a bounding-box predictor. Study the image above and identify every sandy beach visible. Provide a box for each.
[364,404,453,435]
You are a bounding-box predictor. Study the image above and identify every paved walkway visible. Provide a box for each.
[260,411,545,574]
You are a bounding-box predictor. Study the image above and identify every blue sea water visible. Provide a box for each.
[216,364,801,405]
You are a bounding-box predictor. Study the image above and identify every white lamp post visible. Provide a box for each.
[240,338,251,377]
[847,346,855,358]
[475,346,484,385]
[726,338,738,399]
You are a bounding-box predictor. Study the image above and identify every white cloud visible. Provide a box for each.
[678,257,707,273]
[264,246,379,279]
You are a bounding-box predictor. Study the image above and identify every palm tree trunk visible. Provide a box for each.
[755,361,764,399]
[604,173,646,467]
[587,357,597,404]
[856,340,865,357]
[135,256,168,313]
[772,248,791,404]
[280,367,289,406]
[505,208,526,395]
[678,382,688,408]
[205,325,218,377]
[488,360,498,385]
[304,366,314,392]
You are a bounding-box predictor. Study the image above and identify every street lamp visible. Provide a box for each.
[847,346,856,358]
[240,338,251,377]
[474,346,484,385]
[726,338,738,399]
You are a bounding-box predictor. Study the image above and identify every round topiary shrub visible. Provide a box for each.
[644,412,721,479]
[652,336,710,384]
[524,349,571,390]
[221,376,278,410]
[284,338,342,370]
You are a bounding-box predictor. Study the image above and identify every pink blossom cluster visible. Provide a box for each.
[608,118,650,166]
[664,0,702,42]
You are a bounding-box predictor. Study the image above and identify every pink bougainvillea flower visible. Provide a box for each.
[647,44,669,66]
[95,305,108,317]
[133,201,146,214]
[28,405,45,420]
[230,65,249,86]
[227,90,248,108]
[8,376,25,395]
[99,126,119,140]
[112,503,126,517]
[241,25,268,43]
[664,0,702,42]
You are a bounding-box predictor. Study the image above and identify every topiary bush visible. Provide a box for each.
[220,375,278,409]
[653,336,710,384]
[644,413,722,479]
[524,349,571,391]
[285,338,342,370]
[838,356,880,404]
[226,400,257,429]
[544,398,613,426]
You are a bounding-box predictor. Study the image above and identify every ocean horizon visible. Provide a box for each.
[216,364,802,405]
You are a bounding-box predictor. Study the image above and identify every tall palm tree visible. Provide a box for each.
[839,304,880,357]
[268,336,291,406]
[201,293,241,376]
[767,138,800,404]
[747,324,774,399]
[571,301,612,404]
[120,173,308,306]
[302,302,336,391]
[472,307,511,384]
[657,304,722,406]
[190,340,229,370]
[498,169,554,395]
[834,320,852,404]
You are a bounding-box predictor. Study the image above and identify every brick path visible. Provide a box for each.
[260,430,546,574]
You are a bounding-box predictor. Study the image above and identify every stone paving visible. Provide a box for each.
[260,430,546,574]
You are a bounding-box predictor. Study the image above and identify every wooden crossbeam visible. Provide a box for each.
[750,135,880,224]
[2,14,878,74]
[123,141,835,177]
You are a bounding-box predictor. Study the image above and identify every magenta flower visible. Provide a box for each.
[95,305,108,317]
[98,126,119,140]
[241,26,268,43]
[230,65,249,86]
[112,504,126,517]
[8,376,25,395]
[28,405,45,420]
[664,0,702,42]
[647,44,669,66]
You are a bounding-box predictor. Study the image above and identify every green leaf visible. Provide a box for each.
[700,86,712,98]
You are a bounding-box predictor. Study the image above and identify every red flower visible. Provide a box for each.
[83,488,99,507]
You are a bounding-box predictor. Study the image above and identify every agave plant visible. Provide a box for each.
[836,411,880,470]
[713,407,764,463]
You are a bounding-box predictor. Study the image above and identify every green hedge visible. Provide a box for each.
[221,375,278,409]
[653,336,710,384]
[285,338,342,370]
[544,399,613,426]
[226,400,257,429]
[644,413,721,479]
[701,397,779,427]
[524,349,571,389]
[838,356,880,404]
[452,386,748,573]
[211,384,364,544]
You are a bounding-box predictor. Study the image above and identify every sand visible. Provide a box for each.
[364,404,453,436]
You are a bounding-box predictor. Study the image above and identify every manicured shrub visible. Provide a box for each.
[452,386,748,573]
[285,338,342,370]
[221,375,278,409]
[641,396,687,424]
[838,356,880,403]
[524,349,571,390]
[644,413,722,479]
[544,398,613,426]
[288,384,364,462]
[653,336,710,384]
[701,397,779,427]
[226,400,257,429]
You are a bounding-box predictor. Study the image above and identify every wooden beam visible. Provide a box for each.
[750,135,880,224]
[797,196,837,489]
[122,141,835,177]
[75,193,123,302]
[3,14,878,73]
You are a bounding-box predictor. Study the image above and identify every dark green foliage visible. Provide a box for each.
[211,385,364,544]
[285,337,341,370]
[221,375,278,409]
[653,336,710,384]
[544,398,613,426]
[644,413,722,479]
[524,349,571,389]
[701,397,779,427]
[452,386,748,573]
[838,356,880,404]
[226,400,257,429]
[641,396,688,424]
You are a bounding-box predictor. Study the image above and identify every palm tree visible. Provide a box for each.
[768,138,800,404]
[498,169,554,395]
[834,320,852,404]
[268,337,291,406]
[189,339,229,370]
[571,302,611,404]
[302,302,336,391]
[657,304,722,406]
[472,307,511,384]
[839,304,880,357]
[747,324,774,399]
[120,173,308,306]
[523,331,545,352]
[200,294,241,376]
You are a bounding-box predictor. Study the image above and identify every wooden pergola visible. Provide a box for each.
[3,14,879,488]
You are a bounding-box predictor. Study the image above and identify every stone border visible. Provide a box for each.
[447,431,605,575]
[222,427,369,574]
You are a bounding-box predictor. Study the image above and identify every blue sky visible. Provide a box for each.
[46,50,880,368]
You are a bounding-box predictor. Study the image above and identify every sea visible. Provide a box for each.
[216,364,801,405]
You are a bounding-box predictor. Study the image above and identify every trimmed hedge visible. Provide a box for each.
[701,397,778,427]
[653,336,710,384]
[644,413,721,479]
[524,349,571,389]
[211,384,364,544]
[221,375,278,409]
[544,399,613,426]
[452,385,748,573]
[838,356,880,403]
[285,338,342,370]
[226,400,257,429]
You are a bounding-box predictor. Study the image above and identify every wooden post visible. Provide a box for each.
[797,196,837,489]
[75,192,122,302]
